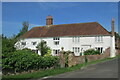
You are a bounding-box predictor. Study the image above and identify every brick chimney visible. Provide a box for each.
[46,16,53,25]
[111,17,115,36]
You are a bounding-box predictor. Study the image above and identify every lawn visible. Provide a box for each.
[2,54,120,80]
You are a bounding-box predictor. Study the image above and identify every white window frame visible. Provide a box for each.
[53,49,60,55]
[73,47,80,53]
[32,42,37,45]
[72,37,80,43]
[21,42,26,46]
[95,47,103,53]
[53,37,60,45]
[95,36,103,42]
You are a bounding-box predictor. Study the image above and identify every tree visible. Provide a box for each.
[2,34,16,58]
[16,21,29,38]
[36,40,50,56]
[109,32,120,40]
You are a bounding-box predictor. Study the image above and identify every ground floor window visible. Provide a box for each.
[73,47,80,53]
[95,47,103,53]
[53,49,60,55]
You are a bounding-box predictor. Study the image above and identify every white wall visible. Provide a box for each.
[15,35,111,56]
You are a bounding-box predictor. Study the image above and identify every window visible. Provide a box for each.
[32,42,37,45]
[21,42,26,45]
[72,37,80,43]
[73,47,80,53]
[53,49,60,55]
[95,47,103,53]
[95,36,103,42]
[53,37,60,45]
[54,41,59,45]
[53,37,59,40]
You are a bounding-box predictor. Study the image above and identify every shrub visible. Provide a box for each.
[36,40,50,56]
[42,56,59,69]
[2,50,59,75]
[44,49,52,57]
[84,49,100,55]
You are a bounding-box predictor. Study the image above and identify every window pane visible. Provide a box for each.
[78,47,80,52]
[21,42,26,45]
[98,47,100,52]
[78,37,79,42]
[101,47,103,53]
[73,37,74,42]
[75,47,77,52]
[73,47,74,52]
[101,36,103,42]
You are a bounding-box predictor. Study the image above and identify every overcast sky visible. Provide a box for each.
[2,2,118,37]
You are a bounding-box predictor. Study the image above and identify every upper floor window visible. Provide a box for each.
[95,36,103,42]
[53,37,59,40]
[54,41,59,45]
[32,42,37,45]
[53,37,60,45]
[72,37,79,43]
[21,42,26,46]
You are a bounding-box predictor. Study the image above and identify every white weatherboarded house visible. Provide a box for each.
[15,16,115,57]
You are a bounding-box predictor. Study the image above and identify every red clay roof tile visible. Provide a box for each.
[21,22,110,38]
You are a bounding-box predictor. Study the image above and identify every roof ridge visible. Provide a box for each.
[52,22,98,26]
[32,22,98,28]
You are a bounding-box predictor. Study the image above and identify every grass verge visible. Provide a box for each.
[2,54,120,80]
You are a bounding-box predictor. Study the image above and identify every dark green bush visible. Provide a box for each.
[2,50,59,74]
[84,49,100,55]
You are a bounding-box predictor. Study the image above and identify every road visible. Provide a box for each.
[40,58,119,79]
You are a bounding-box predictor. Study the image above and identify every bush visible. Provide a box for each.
[36,40,50,56]
[42,56,59,69]
[44,49,51,57]
[84,49,100,55]
[2,50,59,75]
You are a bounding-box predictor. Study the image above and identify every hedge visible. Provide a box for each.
[2,50,59,75]
[84,49,100,55]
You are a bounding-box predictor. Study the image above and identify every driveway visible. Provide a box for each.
[40,58,119,79]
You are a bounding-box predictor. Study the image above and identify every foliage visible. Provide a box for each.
[64,51,71,67]
[44,49,51,57]
[109,32,120,40]
[84,49,100,55]
[2,50,59,75]
[2,34,16,58]
[3,56,116,79]
[41,56,59,69]
[36,40,50,56]
[85,55,88,63]
[15,21,29,38]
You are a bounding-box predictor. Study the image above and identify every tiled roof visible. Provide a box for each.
[21,22,111,38]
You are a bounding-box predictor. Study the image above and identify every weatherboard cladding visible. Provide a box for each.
[21,22,110,38]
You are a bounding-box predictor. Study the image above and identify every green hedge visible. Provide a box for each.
[2,50,59,75]
[84,49,100,55]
